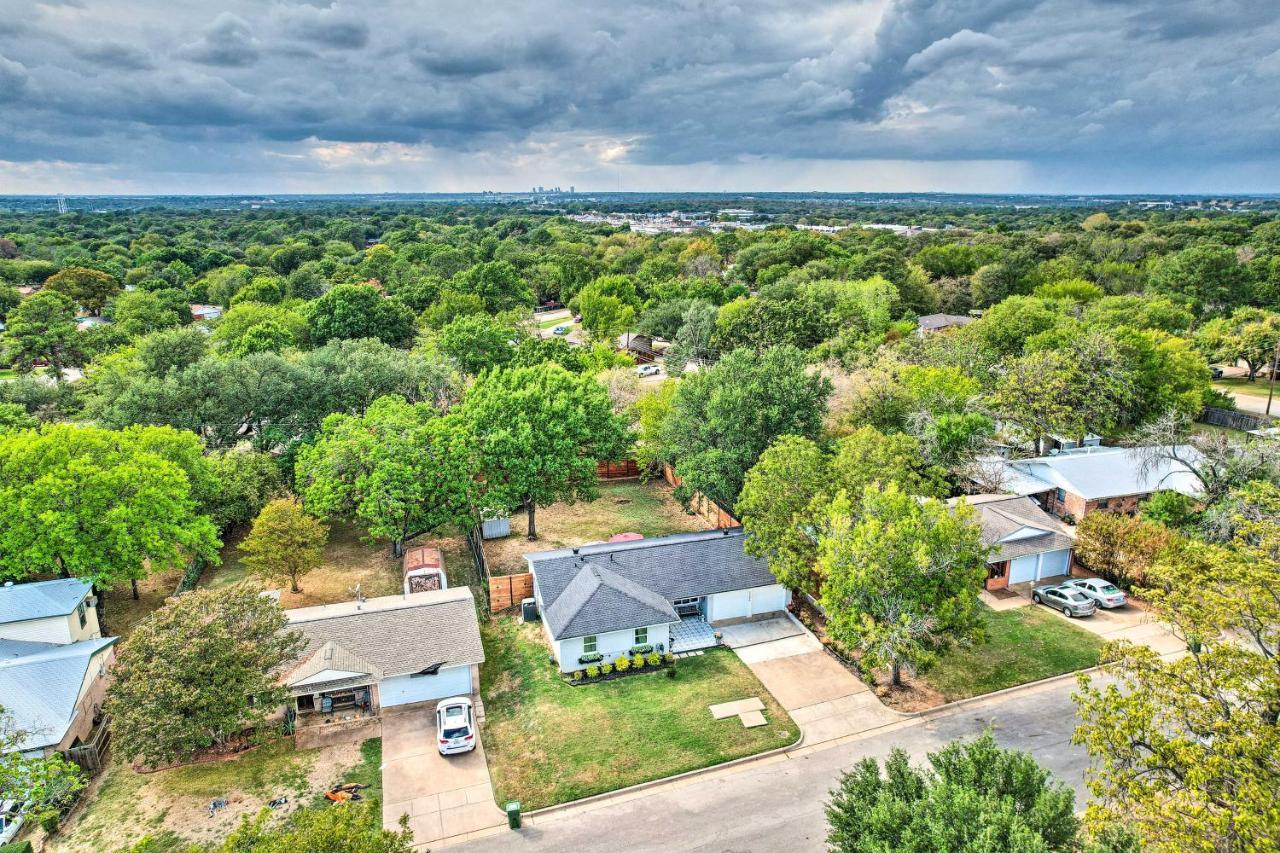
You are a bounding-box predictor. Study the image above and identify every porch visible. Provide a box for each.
[670,616,718,653]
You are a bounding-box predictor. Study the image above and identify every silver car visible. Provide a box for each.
[1031,583,1097,618]
[435,696,477,755]
[1063,577,1127,609]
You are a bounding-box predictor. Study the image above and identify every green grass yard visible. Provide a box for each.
[479,617,795,810]
[1213,377,1278,399]
[922,605,1103,703]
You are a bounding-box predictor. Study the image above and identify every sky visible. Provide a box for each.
[2,0,1279,195]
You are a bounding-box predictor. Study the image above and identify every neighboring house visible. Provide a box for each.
[189,304,223,322]
[75,316,112,332]
[280,587,484,722]
[981,445,1203,520]
[0,579,117,757]
[1045,432,1102,452]
[917,313,976,336]
[955,495,1076,590]
[526,529,790,672]
[616,332,663,363]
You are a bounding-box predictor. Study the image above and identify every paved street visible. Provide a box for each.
[459,677,1090,852]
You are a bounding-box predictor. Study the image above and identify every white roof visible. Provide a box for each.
[990,446,1203,501]
[0,636,116,751]
[0,579,92,625]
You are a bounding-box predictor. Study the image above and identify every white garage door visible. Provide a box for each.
[1008,555,1040,584]
[749,585,788,615]
[379,665,472,708]
[709,590,751,622]
[1040,548,1071,578]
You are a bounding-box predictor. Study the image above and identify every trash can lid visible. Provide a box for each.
[506,801,521,811]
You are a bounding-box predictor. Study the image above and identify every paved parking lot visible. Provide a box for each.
[381,703,504,849]
[720,617,902,745]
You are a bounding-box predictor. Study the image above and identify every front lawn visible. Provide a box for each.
[922,605,1103,702]
[480,617,795,810]
[481,480,711,576]
[1213,377,1276,398]
[49,737,381,852]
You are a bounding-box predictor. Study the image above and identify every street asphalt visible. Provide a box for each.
[459,677,1090,852]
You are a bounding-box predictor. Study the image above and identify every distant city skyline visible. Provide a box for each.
[1,1,1278,195]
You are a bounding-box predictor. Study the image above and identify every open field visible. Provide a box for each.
[481,480,711,575]
[480,618,795,811]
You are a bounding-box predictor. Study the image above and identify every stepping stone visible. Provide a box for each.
[739,710,767,728]
[709,697,765,719]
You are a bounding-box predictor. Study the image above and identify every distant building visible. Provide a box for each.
[917,313,976,335]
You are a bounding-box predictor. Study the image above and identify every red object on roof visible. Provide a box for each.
[607,532,644,543]
[403,546,443,576]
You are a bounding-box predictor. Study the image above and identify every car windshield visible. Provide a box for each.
[1099,583,1121,594]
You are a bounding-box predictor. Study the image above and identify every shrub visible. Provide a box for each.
[614,655,630,672]
[662,652,676,665]
[629,643,654,655]
[572,670,584,681]
[1,842,35,853]
[632,653,645,669]
[666,666,677,679]
[646,652,661,667]
[577,652,603,665]
[585,665,600,678]
[601,662,613,675]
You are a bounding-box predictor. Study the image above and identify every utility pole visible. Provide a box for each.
[1266,339,1280,417]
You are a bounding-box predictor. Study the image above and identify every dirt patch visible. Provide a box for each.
[481,481,711,575]
[99,568,185,640]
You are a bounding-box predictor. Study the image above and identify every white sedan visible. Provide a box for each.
[435,696,477,755]
[637,364,661,377]
[1063,577,1127,609]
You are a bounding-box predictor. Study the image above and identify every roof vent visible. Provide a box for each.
[571,547,579,555]
[2,581,12,588]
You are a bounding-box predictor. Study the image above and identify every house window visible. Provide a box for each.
[1054,488,1066,503]
[634,627,648,645]
[672,596,699,607]
[77,601,87,629]
[1097,498,1109,509]
[582,635,597,654]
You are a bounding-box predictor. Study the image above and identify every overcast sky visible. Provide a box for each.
[2,0,1279,195]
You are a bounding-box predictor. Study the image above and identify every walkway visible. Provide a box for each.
[381,703,505,850]
[720,616,902,746]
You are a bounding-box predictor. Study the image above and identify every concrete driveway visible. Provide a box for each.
[1042,599,1186,655]
[381,703,504,849]
[720,617,902,745]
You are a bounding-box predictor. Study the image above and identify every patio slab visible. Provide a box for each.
[709,697,764,720]
[738,710,767,728]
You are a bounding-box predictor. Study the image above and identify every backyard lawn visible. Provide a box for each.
[921,605,1103,702]
[49,737,382,852]
[1213,377,1277,398]
[482,480,711,575]
[480,617,795,810]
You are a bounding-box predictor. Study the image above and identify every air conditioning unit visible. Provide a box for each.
[88,596,99,608]
[520,598,539,623]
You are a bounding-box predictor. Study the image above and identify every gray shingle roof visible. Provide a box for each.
[0,579,92,624]
[542,562,680,639]
[956,495,1076,563]
[0,636,117,752]
[918,313,976,331]
[282,588,484,685]
[528,529,779,640]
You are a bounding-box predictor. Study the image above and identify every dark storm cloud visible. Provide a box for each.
[1,0,1279,191]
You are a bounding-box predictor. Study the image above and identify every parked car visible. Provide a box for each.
[1210,366,1224,379]
[1063,577,1127,608]
[552,324,571,335]
[436,696,476,755]
[637,364,661,377]
[1031,583,1097,618]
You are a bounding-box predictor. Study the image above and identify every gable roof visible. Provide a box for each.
[0,636,116,752]
[954,495,1075,563]
[542,562,680,639]
[918,313,975,331]
[0,579,92,625]
[989,446,1203,501]
[282,588,484,688]
[528,529,778,640]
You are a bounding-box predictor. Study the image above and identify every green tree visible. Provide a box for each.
[106,584,303,768]
[1149,242,1250,317]
[1194,307,1280,381]
[239,497,328,593]
[818,485,987,686]
[307,284,415,347]
[297,395,479,554]
[136,326,209,377]
[436,313,518,375]
[451,260,533,312]
[827,426,947,513]
[205,448,284,531]
[827,732,1080,852]
[110,289,183,337]
[44,266,121,315]
[1074,487,1280,852]
[460,363,628,540]
[0,424,220,603]
[1073,511,1180,589]
[212,302,308,356]
[660,345,831,504]
[0,705,86,828]
[738,435,829,593]
[217,801,412,853]
[4,289,83,377]
[578,289,636,344]
[0,401,37,432]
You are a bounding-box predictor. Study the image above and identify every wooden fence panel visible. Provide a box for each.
[1199,406,1271,432]
[597,459,641,480]
[489,573,534,612]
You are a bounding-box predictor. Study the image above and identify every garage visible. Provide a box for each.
[1008,554,1040,584]
[707,584,790,623]
[379,664,473,708]
[1007,549,1072,585]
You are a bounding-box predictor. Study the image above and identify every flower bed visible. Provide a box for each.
[565,651,673,684]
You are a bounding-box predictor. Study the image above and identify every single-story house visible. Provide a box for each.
[917,313,976,336]
[0,579,116,757]
[616,333,664,364]
[955,495,1076,590]
[526,529,790,672]
[280,587,484,721]
[979,445,1203,520]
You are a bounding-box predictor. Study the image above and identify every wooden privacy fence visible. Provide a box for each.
[597,459,641,480]
[661,463,740,528]
[1199,405,1271,432]
[489,573,534,612]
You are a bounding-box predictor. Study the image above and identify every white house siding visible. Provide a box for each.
[706,584,790,624]
[1008,549,1072,585]
[378,664,474,707]
[554,623,671,672]
[0,614,76,644]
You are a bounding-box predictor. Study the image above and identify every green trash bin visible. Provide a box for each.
[506,801,522,829]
